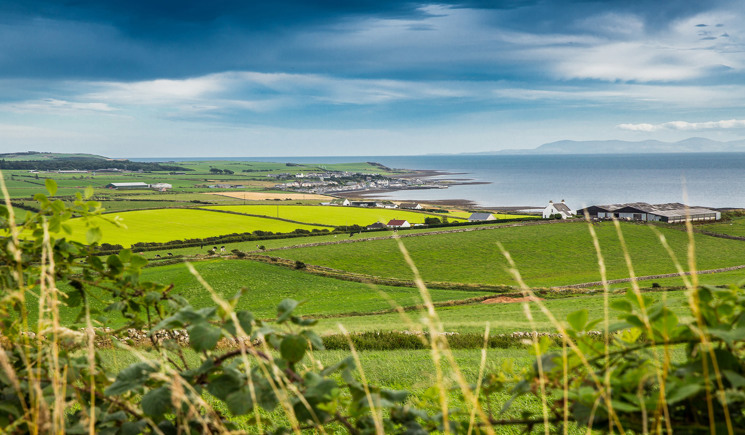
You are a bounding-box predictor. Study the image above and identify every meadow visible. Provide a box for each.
[265,221,745,287]
[64,208,327,246]
[696,216,745,237]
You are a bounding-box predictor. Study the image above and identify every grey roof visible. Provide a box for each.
[553,203,571,213]
[468,212,494,221]
[582,202,717,217]
[108,182,149,187]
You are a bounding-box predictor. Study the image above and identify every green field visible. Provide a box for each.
[264,221,745,287]
[33,259,488,327]
[65,208,326,246]
[696,216,745,237]
[202,204,467,226]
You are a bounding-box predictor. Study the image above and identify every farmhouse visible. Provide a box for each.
[329,198,350,206]
[399,202,423,210]
[468,212,496,222]
[366,222,387,230]
[543,200,573,219]
[106,182,150,190]
[575,202,721,223]
[386,219,411,229]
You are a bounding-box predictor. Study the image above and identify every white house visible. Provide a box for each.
[399,202,423,210]
[386,219,411,228]
[330,198,350,206]
[468,212,496,222]
[150,183,172,191]
[543,200,573,219]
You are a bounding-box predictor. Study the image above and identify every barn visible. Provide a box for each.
[575,202,720,223]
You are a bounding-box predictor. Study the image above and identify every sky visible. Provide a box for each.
[1,0,745,157]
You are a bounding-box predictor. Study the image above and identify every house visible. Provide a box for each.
[330,198,350,206]
[543,200,573,219]
[366,222,387,230]
[386,219,411,229]
[468,212,496,222]
[106,182,150,190]
[399,202,423,210]
[575,203,720,223]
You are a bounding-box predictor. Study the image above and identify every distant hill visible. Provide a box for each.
[0,152,190,172]
[491,137,745,155]
[0,151,111,161]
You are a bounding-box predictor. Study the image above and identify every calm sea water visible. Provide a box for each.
[131,153,745,209]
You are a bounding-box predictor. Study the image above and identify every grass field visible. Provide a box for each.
[30,259,487,327]
[202,204,468,226]
[64,208,326,246]
[696,216,745,237]
[314,288,691,335]
[265,221,745,287]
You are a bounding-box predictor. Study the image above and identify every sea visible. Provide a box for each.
[130,153,745,209]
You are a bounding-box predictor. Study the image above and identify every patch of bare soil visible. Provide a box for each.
[481,296,544,304]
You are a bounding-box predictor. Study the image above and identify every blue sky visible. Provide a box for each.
[1,0,744,157]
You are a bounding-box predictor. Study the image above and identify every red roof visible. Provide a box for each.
[387,219,408,226]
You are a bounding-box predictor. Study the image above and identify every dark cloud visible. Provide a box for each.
[0,0,733,81]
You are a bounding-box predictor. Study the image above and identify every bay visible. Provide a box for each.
[131,153,745,209]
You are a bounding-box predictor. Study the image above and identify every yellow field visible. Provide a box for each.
[202,205,467,226]
[65,208,325,246]
[206,191,332,200]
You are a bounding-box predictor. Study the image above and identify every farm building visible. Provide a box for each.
[106,182,150,190]
[575,203,721,223]
[543,200,573,219]
[386,219,411,229]
[399,202,423,210]
[351,201,378,207]
[150,183,172,191]
[329,198,350,206]
[366,222,387,230]
[468,212,496,222]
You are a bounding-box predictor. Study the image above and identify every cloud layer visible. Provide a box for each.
[0,0,744,155]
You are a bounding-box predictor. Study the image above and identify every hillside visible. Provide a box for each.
[492,137,745,155]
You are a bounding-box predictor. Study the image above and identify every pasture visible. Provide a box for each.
[696,216,745,237]
[264,221,745,287]
[64,208,326,246]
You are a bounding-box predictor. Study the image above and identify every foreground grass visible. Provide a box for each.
[96,347,578,433]
[267,221,745,287]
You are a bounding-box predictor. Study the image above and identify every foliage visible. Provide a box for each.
[3,180,745,434]
[0,157,189,172]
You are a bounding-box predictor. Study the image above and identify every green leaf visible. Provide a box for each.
[45,178,57,196]
[301,330,325,350]
[104,362,158,396]
[141,386,172,418]
[236,310,254,336]
[610,399,639,412]
[567,309,588,332]
[84,186,94,199]
[277,299,299,323]
[86,227,102,244]
[187,322,222,352]
[610,299,633,312]
[666,384,701,404]
[280,334,308,363]
[724,370,745,388]
[207,373,242,400]
[225,387,254,415]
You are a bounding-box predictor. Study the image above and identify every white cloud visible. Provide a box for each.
[618,119,745,131]
[3,98,116,114]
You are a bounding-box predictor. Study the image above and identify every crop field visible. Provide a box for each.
[202,204,468,226]
[265,221,745,287]
[64,208,326,246]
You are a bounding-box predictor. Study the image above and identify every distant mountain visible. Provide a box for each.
[0,151,110,161]
[491,137,745,155]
